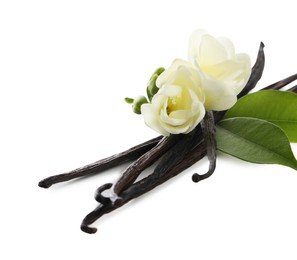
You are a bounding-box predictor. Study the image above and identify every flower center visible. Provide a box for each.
[167,96,179,114]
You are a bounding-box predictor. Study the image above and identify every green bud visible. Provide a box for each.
[150,67,165,80]
[146,67,165,101]
[124,97,134,104]
[146,74,159,101]
[132,96,148,114]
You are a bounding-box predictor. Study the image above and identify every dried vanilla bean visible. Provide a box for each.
[263,73,297,90]
[81,129,206,233]
[81,140,208,234]
[288,85,297,93]
[192,111,216,183]
[94,183,113,205]
[38,136,162,188]
[123,141,207,200]
[152,126,203,175]
[113,134,181,195]
[238,42,265,97]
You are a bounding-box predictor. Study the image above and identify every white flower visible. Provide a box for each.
[188,29,251,111]
[139,30,252,136]
[141,59,205,136]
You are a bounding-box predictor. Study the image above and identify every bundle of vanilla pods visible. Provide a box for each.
[39,43,297,234]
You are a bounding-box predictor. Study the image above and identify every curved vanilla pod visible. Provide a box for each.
[81,127,206,234]
[81,140,207,234]
[192,111,216,183]
[38,136,162,188]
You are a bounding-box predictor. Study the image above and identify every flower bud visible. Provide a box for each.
[132,96,148,115]
[146,67,165,101]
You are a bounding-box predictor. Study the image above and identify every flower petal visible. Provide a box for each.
[198,35,229,68]
[202,77,237,111]
[161,101,205,134]
[188,29,207,64]
[157,59,205,102]
[156,59,193,88]
[141,102,169,136]
[217,37,235,59]
[209,53,251,94]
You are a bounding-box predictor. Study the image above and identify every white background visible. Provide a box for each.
[1,0,297,259]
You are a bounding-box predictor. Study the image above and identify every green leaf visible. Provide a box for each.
[216,117,297,170]
[224,90,297,142]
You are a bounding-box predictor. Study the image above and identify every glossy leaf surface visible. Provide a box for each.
[216,117,297,170]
